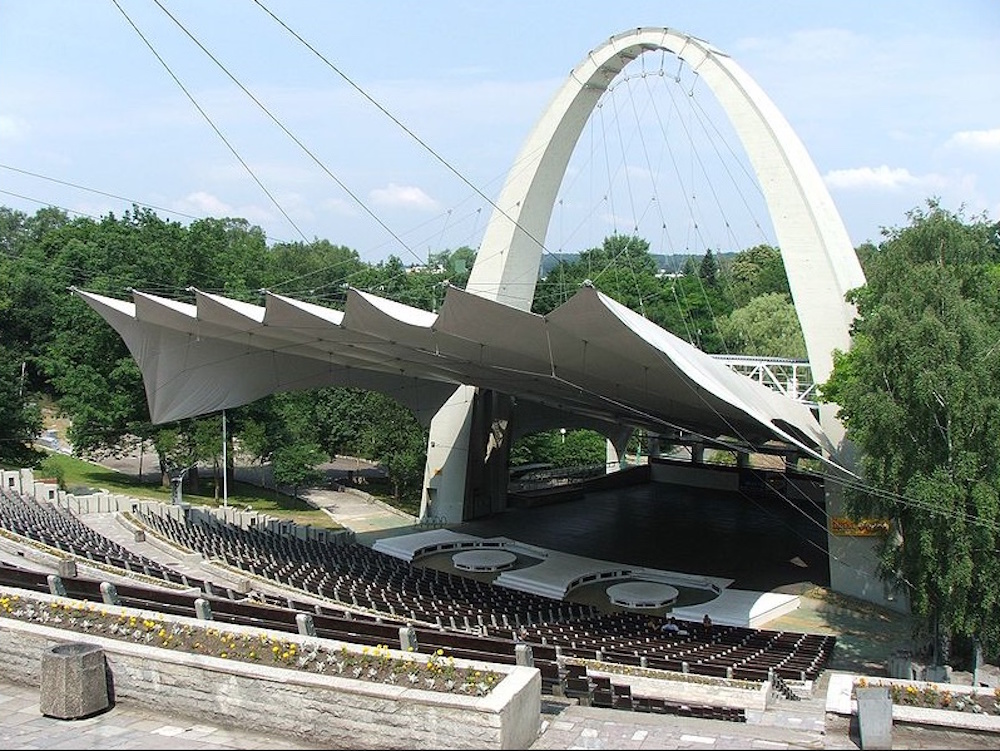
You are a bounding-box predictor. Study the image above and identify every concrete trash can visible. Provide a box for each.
[39,642,111,720]
[856,686,892,750]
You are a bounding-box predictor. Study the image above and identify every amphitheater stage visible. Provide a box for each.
[448,479,831,594]
[373,528,796,629]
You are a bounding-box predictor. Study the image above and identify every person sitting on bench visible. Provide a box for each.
[661,617,687,636]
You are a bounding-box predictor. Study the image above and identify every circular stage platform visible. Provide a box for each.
[452,549,518,573]
[606,581,679,609]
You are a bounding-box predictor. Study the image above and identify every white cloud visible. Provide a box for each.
[944,128,1000,152]
[369,183,439,211]
[824,166,920,190]
[175,191,234,215]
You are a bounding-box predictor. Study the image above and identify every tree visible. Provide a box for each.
[532,233,660,314]
[272,442,325,499]
[0,345,42,466]
[822,200,1000,661]
[699,248,719,286]
[725,244,790,307]
[358,393,427,502]
[718,292,807,358]
[510,429,607,469]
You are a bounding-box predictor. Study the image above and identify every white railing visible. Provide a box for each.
[712,355,817,407]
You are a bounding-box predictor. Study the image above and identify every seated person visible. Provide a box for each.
[660,617,681,634]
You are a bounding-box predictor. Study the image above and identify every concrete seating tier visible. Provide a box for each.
[523,610,835,684]
[0,489,208,591]
[136,508,590,631]
[2,493,835,691]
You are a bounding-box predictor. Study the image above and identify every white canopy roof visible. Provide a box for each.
[72,284,833,459]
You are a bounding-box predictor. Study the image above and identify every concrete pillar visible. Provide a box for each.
[399,625,418,652]
[856,687,892,750]
[47,575,66,597]
[99,582,120,606]
[691,443,705,464]
[40,643,110,720]
[58,559,77,579]
[296,613,316,637]
[515,644,533,667]
[194,598,213,620]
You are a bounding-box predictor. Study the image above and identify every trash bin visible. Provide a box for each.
[39,642,111,720]
[856,686,892,750]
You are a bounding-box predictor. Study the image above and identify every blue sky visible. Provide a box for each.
[2,1,998,268]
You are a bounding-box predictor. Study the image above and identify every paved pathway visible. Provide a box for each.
[0,679,328,750]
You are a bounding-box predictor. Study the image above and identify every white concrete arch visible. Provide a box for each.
[466,26,865,388]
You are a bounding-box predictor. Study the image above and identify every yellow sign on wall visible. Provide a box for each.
[830,517,891,537]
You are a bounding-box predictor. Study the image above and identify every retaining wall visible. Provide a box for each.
[0,588,541,750]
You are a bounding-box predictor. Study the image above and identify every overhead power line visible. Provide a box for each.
[112,0,309,243]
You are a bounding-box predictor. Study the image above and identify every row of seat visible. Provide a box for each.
[524,610,835,682]
[137,507,591,630]
[0,490,835,691]
[562,663,747,721]
[0,489,208,591]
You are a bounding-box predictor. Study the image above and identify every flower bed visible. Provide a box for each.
[571,657,772,711]
[854,676,1000,717]
[0,591,501,695]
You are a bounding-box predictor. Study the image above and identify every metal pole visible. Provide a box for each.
[222,409,228,507]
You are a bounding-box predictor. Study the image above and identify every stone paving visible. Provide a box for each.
[0,678,328,750]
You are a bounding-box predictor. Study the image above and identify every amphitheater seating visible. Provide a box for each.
[0,489,836,696]
[0,488,209,592]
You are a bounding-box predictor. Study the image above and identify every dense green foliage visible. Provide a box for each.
[822,201,1000,659]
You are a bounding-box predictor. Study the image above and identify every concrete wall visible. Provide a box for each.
[0,591,541,750]
[649,460,741,491]
[586,663,771,711]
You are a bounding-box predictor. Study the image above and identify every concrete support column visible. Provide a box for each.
[691,443,705,464]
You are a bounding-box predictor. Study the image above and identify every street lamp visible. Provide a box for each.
[560,428,567,444]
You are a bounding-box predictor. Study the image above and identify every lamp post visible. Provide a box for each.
[221,409,228,508]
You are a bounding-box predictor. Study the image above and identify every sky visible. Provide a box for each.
[1,1,999,270]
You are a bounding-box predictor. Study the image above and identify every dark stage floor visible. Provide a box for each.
[454,478,831,594]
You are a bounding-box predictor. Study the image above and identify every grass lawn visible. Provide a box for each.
[36,453,342,530]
